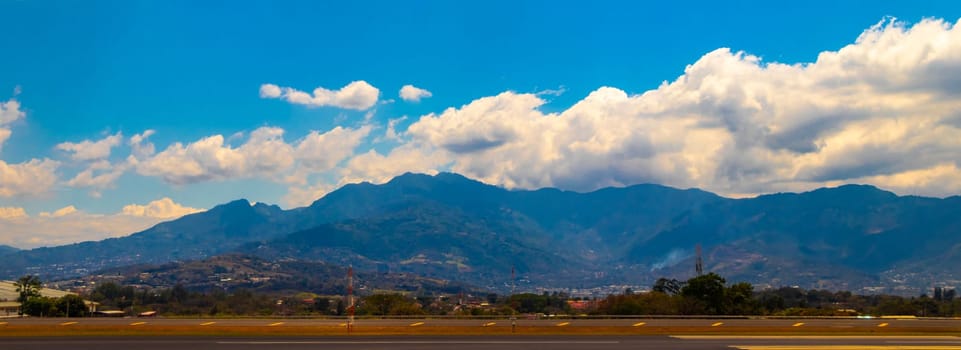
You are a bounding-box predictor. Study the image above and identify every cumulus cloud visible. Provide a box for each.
[295,125,373,172]
[39,205,78,217]
[56,132,124,161]
[121,197,202,218]
[0,198,205,248]
[339,144,448,187]
[0,97,24,125]
[129,129,156,159]
[0,96,25,152]
[379,18,961,197]
[0,207,27,220]
[260,81,380,110]
[0,128,10,152]
[65,160,128,197]
[399,84,433,102]
[0,158,59,198]
[136,126,295,184]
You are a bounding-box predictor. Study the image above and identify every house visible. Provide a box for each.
[0,301,20,316]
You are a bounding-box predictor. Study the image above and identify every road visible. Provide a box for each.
[4,335,961,350]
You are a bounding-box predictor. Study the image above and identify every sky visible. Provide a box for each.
[2,1,961,248]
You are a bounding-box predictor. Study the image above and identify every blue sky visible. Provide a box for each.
[2,1,961,248]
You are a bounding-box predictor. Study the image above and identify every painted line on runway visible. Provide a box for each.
[218,341,621,345]
[129,322,147,326]
[267,322,284,327]
[59,321,78,326]
[199,321,216,326]
[0,322,7,326]
[409,321,425,327]
[632,321,646,327]
[792,322,805,327]
[482,322,496,327]
[878,322,890,327]
[711,321,724,327]
[556,322,570,327]
[338,323,347,327]
[732,346,961,350]
[672,336,961,340]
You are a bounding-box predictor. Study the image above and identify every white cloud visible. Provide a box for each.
[339,144,448,186]
[0,158,59,198]
[0,207,27,220]
[0,97,24,125]
[282,182,338,208]
[260,81,380,110]
[136,126,295,185]
[383,116,408,141]
[0,199,205,248]
[56,132,124,161]
[121,197,202,218]
[39,205,78,218]
[295,125,372,172]
[399,84,433,102]
[65,160,128,197]
[0,128,10,153]
[129,129,156,159]
[0,96,25,152]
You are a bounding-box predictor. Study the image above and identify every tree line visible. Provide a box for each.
[11,273,961,317]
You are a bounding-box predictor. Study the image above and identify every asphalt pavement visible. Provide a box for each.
[4,316,961,329]
[5,335,961,350]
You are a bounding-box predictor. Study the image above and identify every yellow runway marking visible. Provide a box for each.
[792,322,805,327]
[733,346,961,350]
[878,322,889,327]
[482,322,496,327]
[632,322,646,327]
[339,323,347,327]
[199,322,216,326]
[0,322,7,326]
[59,321,78,326]
[409,322,425,327]
[556,322,570,327]
[711,322,724,327]
[129,322,146,326]
[267,322,284,327]
[674,336,961,340]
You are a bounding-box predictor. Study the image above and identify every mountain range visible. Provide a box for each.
[3,172,960,295]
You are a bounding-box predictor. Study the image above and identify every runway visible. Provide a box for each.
[4,316,961,330]
[5,335,961,350]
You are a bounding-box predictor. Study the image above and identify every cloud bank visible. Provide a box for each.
[0,198,203,248]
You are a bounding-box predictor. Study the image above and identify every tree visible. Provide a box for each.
[653,278,683,295]
[725,282,757,315]
[20,297,57,317]
[360,294,424,315]
[14,275,42,303]
[681,273,727,314]
[14,275,42,316]
[57,294,88,317]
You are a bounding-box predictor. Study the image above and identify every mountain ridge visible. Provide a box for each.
[3,172,959,295]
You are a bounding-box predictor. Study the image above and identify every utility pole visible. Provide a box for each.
[510,266,516,333]
[695,244,703,276]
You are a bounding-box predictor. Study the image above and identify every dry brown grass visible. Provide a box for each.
[2,325,960,337]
